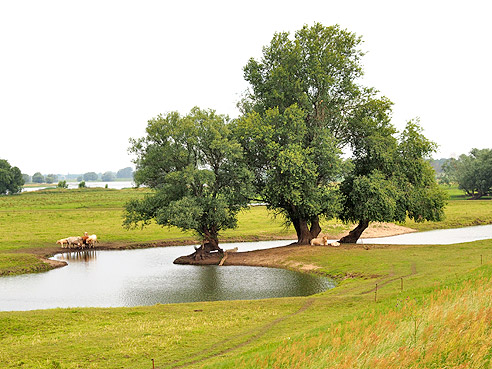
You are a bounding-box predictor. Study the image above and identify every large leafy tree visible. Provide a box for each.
[444,148,492,199]
[101,171,116,181]
[240,23,446,244]
[83,172,98,181]
[339,120,447,243]
[238,23,393,244]
[45,174,57,184]
[32,172,44,183]
[124,107,253,259]
[234,104,342,245]
[0,159,24,195]
[116,167,134,179]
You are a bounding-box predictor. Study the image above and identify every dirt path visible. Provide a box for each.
[166,298,315,369]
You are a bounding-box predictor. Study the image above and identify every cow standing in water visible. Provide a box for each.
[82,232,90,247]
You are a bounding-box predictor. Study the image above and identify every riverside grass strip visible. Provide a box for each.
[0,188,297,253]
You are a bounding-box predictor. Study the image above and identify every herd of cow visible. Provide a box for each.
[56,232,98,249]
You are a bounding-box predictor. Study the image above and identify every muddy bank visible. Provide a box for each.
[174,222,416,267]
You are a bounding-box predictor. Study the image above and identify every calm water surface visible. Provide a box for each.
[358,224,492,245]
[22,181,135,192]
[0,240,333,311]
[2,225,492,312]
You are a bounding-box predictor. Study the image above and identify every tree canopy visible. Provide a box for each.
[237,22,445,244]
[102,171,116,181]
[124,107,253,258]
[32,172,44,184]
[45,174,57,184]
[126,22,447,248]
[0,159,24,195]
[83,172,98,181]
[234,104,342,244]
[116,167,134,179]
[338,120,447,242]
[444,148,492,199]
[238,23,399,244]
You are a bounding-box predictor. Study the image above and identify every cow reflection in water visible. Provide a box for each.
[59,250,97,262]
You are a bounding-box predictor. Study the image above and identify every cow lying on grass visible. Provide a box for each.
[310,236,329,246]
[310,236,341,247]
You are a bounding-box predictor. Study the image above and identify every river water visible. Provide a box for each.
[1,225,491,312]
[22,181,135,192]
[0,240,333,311]
[357,224,492,245]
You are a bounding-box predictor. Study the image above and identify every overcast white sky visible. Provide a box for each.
[1,0,491,175]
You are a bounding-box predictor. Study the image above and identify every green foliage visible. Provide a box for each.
[101,171,116,181]
[125,107,254,245]
[83,172,98,181]
[444,148,492,199]
[78,181,86,188]
[0,159,24,195]
[235,105,342,235]
[340,120,447,228]
[243,23,365,121]
[45,174,57,184]
[57,180,68,189]
[21,173,30,183]
[32,172,44,183]
[116,166,134,179]
[239,22,407,243]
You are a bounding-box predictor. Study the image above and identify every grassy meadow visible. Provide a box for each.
[0,187,296,275]
[1,185,492,368]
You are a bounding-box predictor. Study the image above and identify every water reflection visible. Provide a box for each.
[59,250,97,262]
[196,266,222,301]
[0,244,334,311]
[361,224,492,245]
[6,224,488,311]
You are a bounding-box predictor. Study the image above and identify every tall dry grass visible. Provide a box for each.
[239,274,492,368]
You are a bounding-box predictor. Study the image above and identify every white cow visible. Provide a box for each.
[86,234,98,248]
[310,236,329,246]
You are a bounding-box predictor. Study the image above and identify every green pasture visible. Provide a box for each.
[1,184,492,367]
[0,188,292,252]
[0,187,296,275]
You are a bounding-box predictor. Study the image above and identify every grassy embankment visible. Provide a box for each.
[1,185,492,368]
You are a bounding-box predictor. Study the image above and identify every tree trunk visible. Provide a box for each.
[310,216,321,239]
[339,219,370,244]
[191,228,223,260]
[292,217,319,245]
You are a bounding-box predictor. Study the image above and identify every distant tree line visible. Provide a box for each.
[21,167,134,184]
